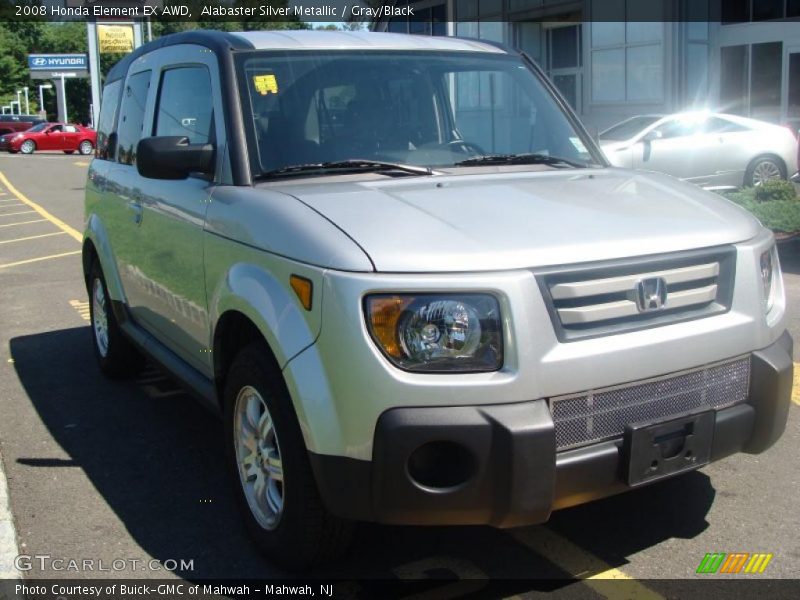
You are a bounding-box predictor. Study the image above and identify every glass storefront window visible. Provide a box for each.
[750,42,783,121]
[626,44,662,102]
[686,43,709,106]
[720,45,749,114]
[592,48,625,102]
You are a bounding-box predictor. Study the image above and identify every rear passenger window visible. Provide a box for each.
[154,66,213,145]
[117,70,151,166]
[96,79,122,160]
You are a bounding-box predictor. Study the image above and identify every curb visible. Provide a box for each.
[0,447,21,581]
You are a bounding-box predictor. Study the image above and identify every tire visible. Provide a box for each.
[87,260,144,378]
[224,342,352,570]
[79,140,93,155]
[19,139,35,154]
[64,150,74,154]
[745,155,786,187]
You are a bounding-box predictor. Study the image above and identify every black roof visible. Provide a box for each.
[106,30,254,84]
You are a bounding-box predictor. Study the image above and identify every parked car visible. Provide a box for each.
[0,114,46,135]
[0,122,96,155]
[84,31,792,569]
[599,112,799,188]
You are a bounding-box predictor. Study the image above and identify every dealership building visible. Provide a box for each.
[374,0,800,131]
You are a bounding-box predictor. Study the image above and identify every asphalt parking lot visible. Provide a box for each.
[0,152,798,597]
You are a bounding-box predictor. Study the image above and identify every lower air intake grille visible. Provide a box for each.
[550,357,750,451]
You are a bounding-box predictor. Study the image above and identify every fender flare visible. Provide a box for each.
[83,214,127,303]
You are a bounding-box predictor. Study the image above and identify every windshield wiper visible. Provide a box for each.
[454,152,590,169]
[256,159,433,180]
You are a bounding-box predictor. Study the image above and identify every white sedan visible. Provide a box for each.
[600,112,798,189]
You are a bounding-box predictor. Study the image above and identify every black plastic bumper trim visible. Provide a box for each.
[309,331,793,526]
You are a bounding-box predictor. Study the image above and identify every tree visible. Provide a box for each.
[0,1,309,122]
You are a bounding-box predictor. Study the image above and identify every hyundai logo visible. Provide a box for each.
[635,277,668,312]
[31,58,47,66]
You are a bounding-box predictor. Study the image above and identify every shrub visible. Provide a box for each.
[719,180,800,233]
[722,193,800,234]
[753,179,798,203]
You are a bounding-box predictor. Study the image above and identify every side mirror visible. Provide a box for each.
[136,136,215,180]
[642,130,662,143]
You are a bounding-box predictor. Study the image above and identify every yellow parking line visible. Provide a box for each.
[0,171,82,242]
[0,231,66,244]
[0,210,35,218]
[512,527,663,599]
[69,299,90,322]
[73,161,89,167]
[0,250,80,270]
[0,219,48,228]
[792,362,799,406]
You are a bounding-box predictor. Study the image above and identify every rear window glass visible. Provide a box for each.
[117,70,151,166]
[96,80,122,161]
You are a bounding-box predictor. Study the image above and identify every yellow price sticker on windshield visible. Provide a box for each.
[253,74,279,95]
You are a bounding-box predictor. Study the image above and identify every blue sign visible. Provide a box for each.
[28,54,88,71]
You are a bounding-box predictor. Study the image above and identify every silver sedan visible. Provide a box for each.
[600,112,798,189]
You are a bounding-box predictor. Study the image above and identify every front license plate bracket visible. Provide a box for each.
[623,410,715,487]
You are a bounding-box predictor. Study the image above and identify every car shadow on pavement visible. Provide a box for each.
[9,327,715,591]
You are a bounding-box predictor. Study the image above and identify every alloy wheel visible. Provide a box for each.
[91,278,109,358]
[233,385,284,530]
[752,160,782,186]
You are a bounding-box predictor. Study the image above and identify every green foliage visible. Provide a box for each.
[0,4,306,123]
[722,182,800,233]
[754,179,798,203]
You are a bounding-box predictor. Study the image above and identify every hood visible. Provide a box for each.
[263,168,762,273]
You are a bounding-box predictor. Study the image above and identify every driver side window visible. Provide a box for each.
[154,66,213,145]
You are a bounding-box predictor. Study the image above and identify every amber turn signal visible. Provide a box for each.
[290,275,313,311]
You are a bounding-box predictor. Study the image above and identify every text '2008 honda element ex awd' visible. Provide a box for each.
[83,30,793,569]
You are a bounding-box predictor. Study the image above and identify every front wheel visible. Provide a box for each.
[19,140,35,154]
[224,343,352,570]
[79,140,93,155]
[87,260,144,378]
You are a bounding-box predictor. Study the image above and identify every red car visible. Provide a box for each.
[0,122,96,155]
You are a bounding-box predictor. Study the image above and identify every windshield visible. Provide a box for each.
[26,123,48,133]
[238,50,601,176]
[599,116,661,141]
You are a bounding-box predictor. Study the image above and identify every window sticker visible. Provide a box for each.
[253,74,279,95]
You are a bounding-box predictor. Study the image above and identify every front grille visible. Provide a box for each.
[537,247,736,341]
[549,357,750,451]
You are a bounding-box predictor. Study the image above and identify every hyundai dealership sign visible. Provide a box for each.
[28,54,88,71]
[28,54,89,80]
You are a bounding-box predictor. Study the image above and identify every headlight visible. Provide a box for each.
[760,245,780,313]
[365,293,503,372]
